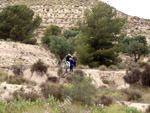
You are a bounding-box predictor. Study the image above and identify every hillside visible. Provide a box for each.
[0,41,57,67]
[0,1,150,112]
[117,11,150,44]
[0,0,150,43]
[0,0,97,38]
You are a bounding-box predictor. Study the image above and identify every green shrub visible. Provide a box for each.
[109,65,118,70]
[40,83,63,101]
[47,76,58,83]
[124,69,141,84]
[12,90,40,102]
[74,69,84,77]
[6,76,36,85]
[66,74,84,83]
[63,77,97,105]
[11,65,25,76]
[124,65,150,87]
[42,25,61,45]
[31,59,48,75]
[117,64,127,69]
[6,76,26,85]
[42,36,50,45]
[138,62,149,68]
[63,29,79,39]
[49,36,75,62]
[23,38,37,45]
[102,80,115,85]
[0,72,6,82]
[122,89,142,101]
[141,65,150,87]
[99,65,107,71]
[44,25,61,37]
[100,95,113,106]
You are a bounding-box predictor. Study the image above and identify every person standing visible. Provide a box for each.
[69,58,74,72]
[73,55,77,67]
[65,60,70,73]
[66,54,71,61]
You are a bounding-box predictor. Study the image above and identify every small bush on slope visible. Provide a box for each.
[122,89,142,101]
[40,82,63,101]
[124,68,141,84]
[141,65,150,87]
[109,65,118,70]
[0,72,6,83]
[100,95,113,106]
[74,69,85,77]
[6,76,36,85]
[12,90,40,102]
[31,59,48,76]
[66,73,85,83]
[11,65,25,76]
[99,65,108,71]
[124,65,150,87]
[63,76,97,105]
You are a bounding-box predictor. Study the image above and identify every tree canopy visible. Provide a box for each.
[42,25,75,62]
[49,36,74,62]
[122,35,149,62]
[76,1,125,67]
[63,29,80,39]
[0,5,42,44]
[42,25,61,45]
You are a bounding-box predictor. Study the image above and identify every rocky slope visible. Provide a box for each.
[0,0,150,43]
[0,41,57,67]
[117,11,150,44]
[0,0,97,38]
[0,0,150,41]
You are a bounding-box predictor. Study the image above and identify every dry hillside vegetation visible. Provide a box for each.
[1,0,150,42]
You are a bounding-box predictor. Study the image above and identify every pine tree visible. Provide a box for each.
[76,1,125,67]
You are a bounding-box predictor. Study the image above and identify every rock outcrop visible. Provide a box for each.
[7,66,129,89]
[0,41,57,67]
[0,82,40,101]
[119,101,150,113]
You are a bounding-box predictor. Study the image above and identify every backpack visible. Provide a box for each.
[66,61,70,67]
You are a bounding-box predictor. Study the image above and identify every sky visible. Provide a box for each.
[101,0,150,19]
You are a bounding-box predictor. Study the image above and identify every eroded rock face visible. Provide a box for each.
[0,41,57,67]
[0,82,40,101]
[7,66,128,89]
[119,101,150,112]
[83,69,129,89]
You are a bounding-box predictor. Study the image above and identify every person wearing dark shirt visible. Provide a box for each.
[73,55,77,67]
[69,58,74,72]
[66,54,71,61]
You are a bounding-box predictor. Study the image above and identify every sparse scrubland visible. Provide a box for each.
[0,0,150,113]
[0,97,143,113]
[0,72,145,113]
